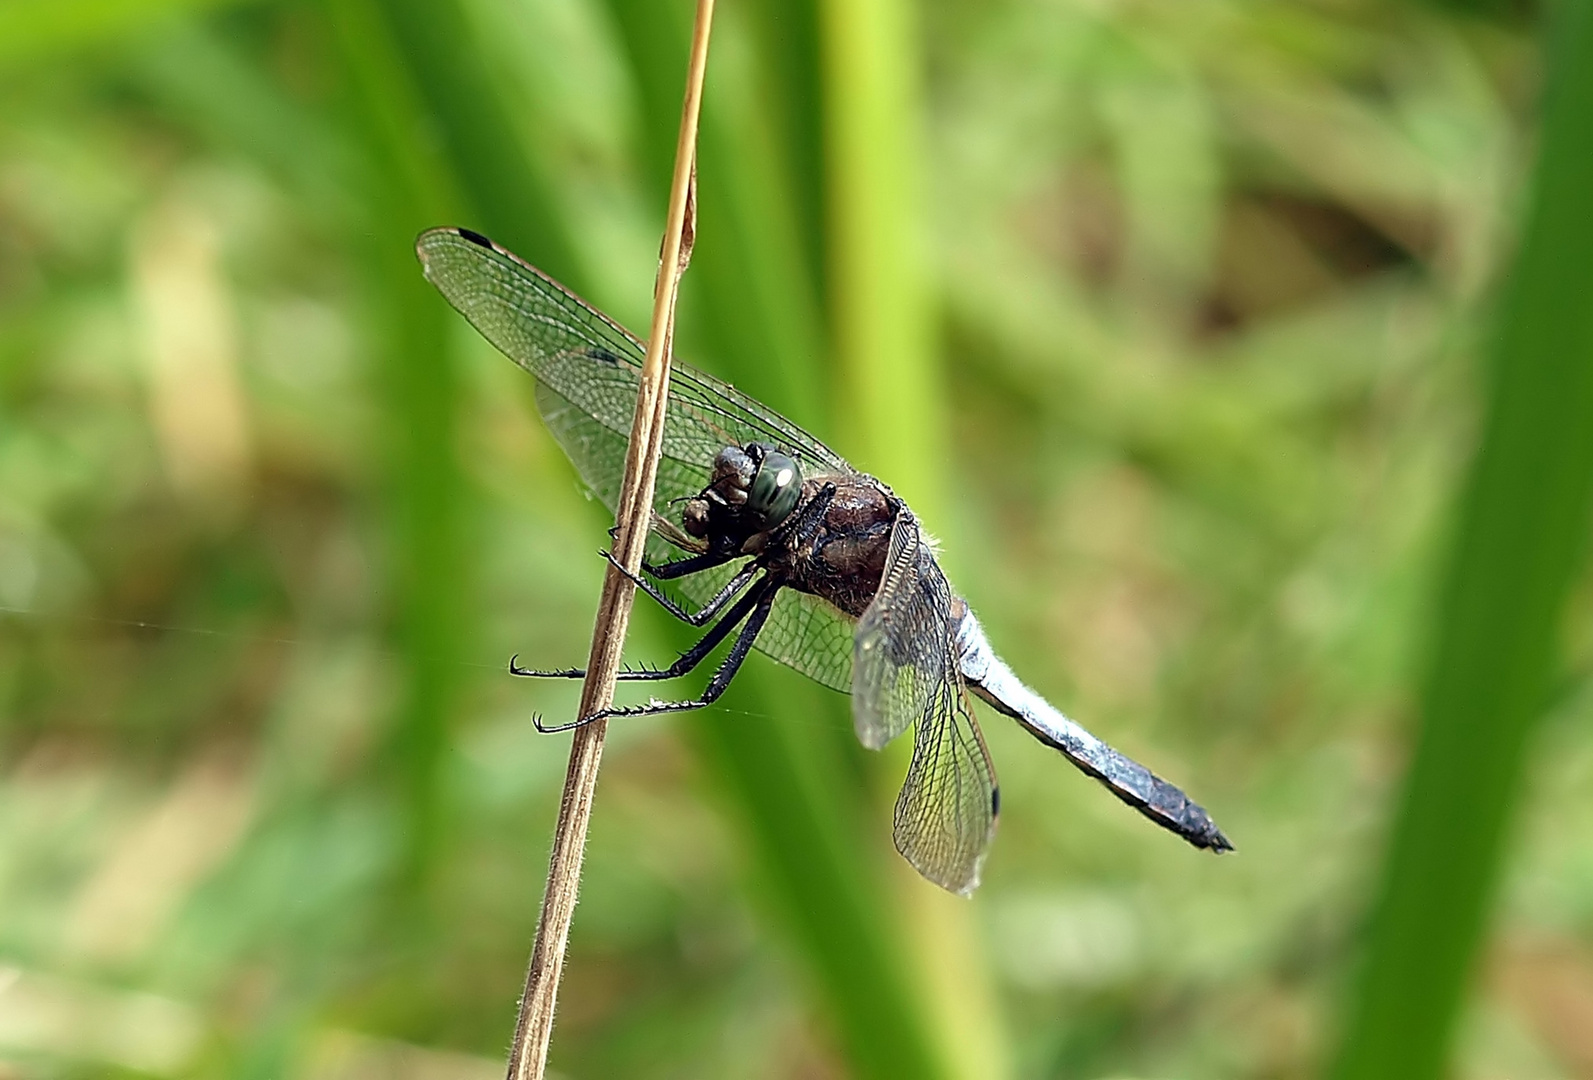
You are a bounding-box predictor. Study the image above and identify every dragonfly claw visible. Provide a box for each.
[534,710,604,734]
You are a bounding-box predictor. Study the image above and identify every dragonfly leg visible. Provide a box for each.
[599,549,759,627]
[775,482,837,547]
[535,580,779,732]
[641,548,736,581]
[515,575,770,687]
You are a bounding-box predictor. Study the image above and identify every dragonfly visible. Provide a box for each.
[417,226,1232,895]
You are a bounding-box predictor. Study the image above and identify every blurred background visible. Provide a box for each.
[2,0,1592,1077]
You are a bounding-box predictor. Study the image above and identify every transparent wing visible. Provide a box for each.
[418,227,851,492]
[855,510,998,894]
[755,587,854,692]
[852,510,946,749]
[420,227,857,690]
[894,678,998,896]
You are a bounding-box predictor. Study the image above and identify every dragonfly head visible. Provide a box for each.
[684,443,804,543]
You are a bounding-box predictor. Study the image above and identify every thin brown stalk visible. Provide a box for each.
[503,4,716,1078]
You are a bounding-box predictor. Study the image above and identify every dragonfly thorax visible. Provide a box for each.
[684,443,804,546]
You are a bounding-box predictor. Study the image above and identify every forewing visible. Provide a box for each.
[535,382,706,517]
[417,228,852,493]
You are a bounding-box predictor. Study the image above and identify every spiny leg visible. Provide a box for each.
[595,482,832,636]
[600,549,760,627]
[536,581,780,732]
[510,574,773,684]
[640,548,736,581]
[775,481,836,547]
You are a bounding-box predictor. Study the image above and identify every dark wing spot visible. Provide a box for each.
[457,228,494,249]
[991,786,1001,817]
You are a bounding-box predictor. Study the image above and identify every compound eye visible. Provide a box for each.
[712,446,755,486]
[747,451,802,527]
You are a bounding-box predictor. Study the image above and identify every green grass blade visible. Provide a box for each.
[1330,3,1593,1077]
[326,0,470,886]
[126,21,363,223]
[0,0,238,64]
[597,2,950,1076]
[369,234,464,888]
[686,679,947,1080]
[600,0,828,433]
[817,2,1010,1078]
[817,0,942,522]
[739,0,828,311]
[368,0,584,287]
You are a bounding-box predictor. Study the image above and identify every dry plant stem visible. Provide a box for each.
[503,3,716,1080]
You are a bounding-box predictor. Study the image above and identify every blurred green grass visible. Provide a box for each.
[1,0,1591,1078]
[1331,0,1593,1076]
